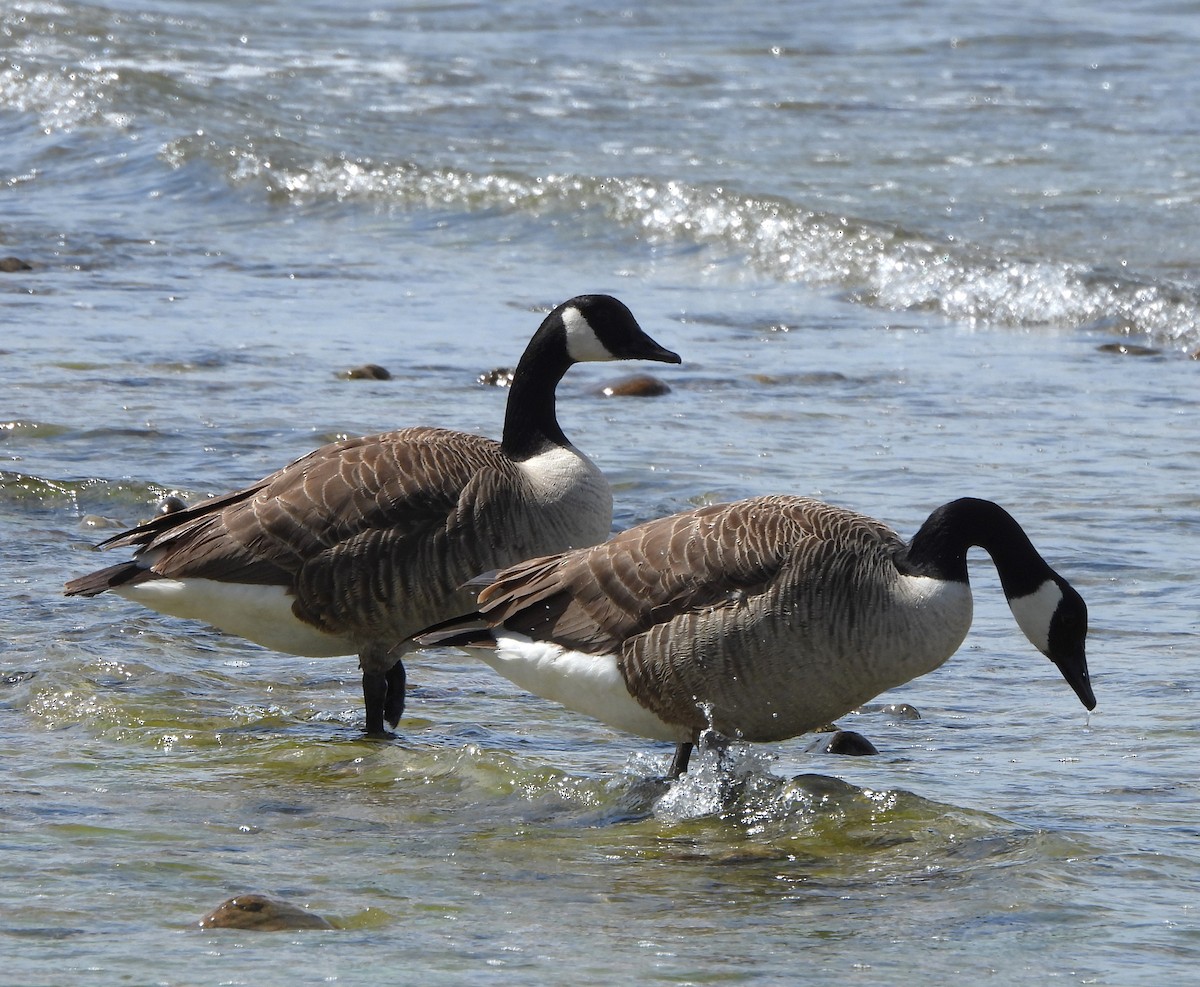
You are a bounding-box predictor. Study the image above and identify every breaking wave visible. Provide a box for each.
[166,139,1200,350]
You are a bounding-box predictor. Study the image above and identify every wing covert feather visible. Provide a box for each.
[102,427,509,587]
[477,496,899,653]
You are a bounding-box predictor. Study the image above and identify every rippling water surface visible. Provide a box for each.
[2,1,1199,984]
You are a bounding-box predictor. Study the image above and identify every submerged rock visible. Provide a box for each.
[808,729,879,756]
[879,702,921,720]
[339,363,392,380]
[79,514,126,530]
[1097,342,1161,357]
[198,893,336,932]
[750,371,848,386]
[0,256,32,272]
[850,701,921,720]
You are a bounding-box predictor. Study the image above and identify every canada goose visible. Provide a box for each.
[420,495,1095,776]
[65,294,681,735]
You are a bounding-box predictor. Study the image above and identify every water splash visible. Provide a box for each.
[0,44,126,134]
[652,740,778,823]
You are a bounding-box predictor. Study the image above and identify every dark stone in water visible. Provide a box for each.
[1097,342,1161,357]
[787,773,863,797]
[339,364,392,380]
[157,495,188,516]
[198,893,336,931]
[594,373,672,398]
[478,367,515,387]
[79,514,125,530]
[0,256,32,273]
[808,729,879,756]
[850,702,921,720]
[253,799,313,816]
[879,702,921,720]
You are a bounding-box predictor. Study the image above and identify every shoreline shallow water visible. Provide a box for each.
[6,307,1196,983]
[4,1,1200,983]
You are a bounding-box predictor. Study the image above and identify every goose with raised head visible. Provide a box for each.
[65,294,681,735]
[420,495,1095,776]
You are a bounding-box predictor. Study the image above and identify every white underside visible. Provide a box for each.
[115,578,352,657]
[470,632,690,743]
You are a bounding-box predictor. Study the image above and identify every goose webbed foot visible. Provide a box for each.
[361,659,407,738]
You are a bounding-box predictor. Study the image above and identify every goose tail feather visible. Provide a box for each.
[414,613,495,650]
[64,561,151,598]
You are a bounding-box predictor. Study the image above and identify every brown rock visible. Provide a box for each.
[198,893,336,932]
[1096,342,1160,357]
[595,373,671,398]
[339,364,392,380]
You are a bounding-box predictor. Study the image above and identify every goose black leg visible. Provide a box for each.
[362,669,391,737]
[382,659,407,729]
[668,742,694,779]
[361,651,407,736]
[360,643,409,737]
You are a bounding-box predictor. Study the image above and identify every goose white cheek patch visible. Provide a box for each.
[1008,580,1062,655]
[562,307,614,362]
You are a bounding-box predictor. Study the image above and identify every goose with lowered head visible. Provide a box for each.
[421,495,1095,776]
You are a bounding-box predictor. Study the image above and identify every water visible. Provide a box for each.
[2,0,1198,982]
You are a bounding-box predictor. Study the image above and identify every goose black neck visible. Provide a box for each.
[500,314,574,461]
[899,497,1055,599]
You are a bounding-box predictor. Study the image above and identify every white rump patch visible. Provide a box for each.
[115,578,352,657]
[1007,580,1062,656]
[473,632,690,743]
[561,306,614,363]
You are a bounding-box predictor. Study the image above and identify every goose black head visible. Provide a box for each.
[557,294,681,366]
[1009,574,1095,711]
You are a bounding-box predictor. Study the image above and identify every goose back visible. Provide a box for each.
[473,496,974,742]
[73,425,612,660]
